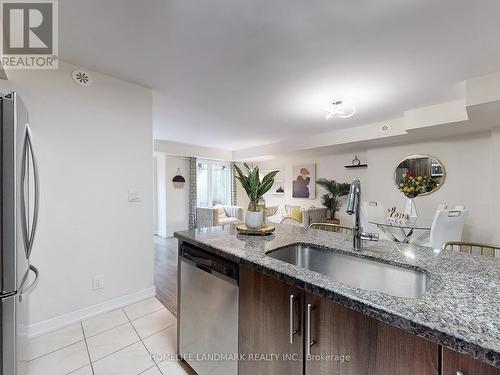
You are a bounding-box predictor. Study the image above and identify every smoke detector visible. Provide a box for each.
[380,124,390,133]
[72,69,93,87]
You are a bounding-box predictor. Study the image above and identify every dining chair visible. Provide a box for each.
[426,209,469,249]
[360,201,390,240]
[309,223,353,235]
[361,201,385,218]
[443,241,499,257]
[412,204,449,246]
[361,201,384,230]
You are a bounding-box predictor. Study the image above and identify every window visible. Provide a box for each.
[197,160,232,207]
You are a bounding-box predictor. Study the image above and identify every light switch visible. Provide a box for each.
[93,275,104,290]
[128,189,143,202]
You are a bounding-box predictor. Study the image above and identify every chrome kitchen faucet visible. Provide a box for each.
[346,179,379,251]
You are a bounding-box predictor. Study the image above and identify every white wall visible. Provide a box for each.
[155,154,190,237]
[154,139,232,160]
[244,132,495,243]
[1,62,154,327]
[165,156,190,237]
[154,153,168,237]
[492,127,500,244]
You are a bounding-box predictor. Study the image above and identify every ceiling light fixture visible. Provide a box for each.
[325,100,356,120]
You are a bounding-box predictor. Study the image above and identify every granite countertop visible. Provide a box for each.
[174,224,500,368]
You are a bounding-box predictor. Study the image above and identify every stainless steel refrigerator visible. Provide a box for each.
[1,92,39,375]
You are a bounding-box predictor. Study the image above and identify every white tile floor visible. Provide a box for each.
[26,297,192,375]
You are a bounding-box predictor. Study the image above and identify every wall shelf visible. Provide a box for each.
[344,164,368,169]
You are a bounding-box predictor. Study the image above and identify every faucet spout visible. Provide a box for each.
[346,179,360,215]
[346,179,379,251]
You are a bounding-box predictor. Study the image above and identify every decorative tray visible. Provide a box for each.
[235,224,275,236]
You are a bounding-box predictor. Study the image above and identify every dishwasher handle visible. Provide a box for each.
[182,250,214,270]
[181,244,239,281]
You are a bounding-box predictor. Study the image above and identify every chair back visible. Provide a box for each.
[361,201,385,217]
[309,223,352,235]
[360,201,385,229]
[443,241,499,257]
[220,205,244,221]
[429,210,468,249]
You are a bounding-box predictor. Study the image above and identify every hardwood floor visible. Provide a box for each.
[154,236,178,316]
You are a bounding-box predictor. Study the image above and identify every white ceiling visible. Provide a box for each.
[60,0,500,150]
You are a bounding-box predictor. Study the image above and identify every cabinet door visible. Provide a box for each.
[442,347,500,375]
[304,293,439,375]
[239,266,303,375]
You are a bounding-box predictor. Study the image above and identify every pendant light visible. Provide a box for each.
[172,168,186,183]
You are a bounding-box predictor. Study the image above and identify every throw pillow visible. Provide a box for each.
[217,208,227,218]
[290,208,303,223]
[285,205,300,218]
[267,206,285,224]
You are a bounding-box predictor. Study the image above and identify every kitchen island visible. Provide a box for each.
[174,223,500,374]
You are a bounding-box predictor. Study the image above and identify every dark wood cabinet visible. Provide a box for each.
[238,266,498,375]
[239,266,304,375]
[304,292,439,375]
[442,347,500,375]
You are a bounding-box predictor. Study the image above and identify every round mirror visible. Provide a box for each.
[394,155,445,197]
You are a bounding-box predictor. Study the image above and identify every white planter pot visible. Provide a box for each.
[245,211,264,230]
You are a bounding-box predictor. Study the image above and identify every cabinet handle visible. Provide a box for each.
[289,294,298,344]
[306,303,316,355]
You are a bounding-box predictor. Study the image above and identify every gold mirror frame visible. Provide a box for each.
[394,154,446,197]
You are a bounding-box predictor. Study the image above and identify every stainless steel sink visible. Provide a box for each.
[266,244,426,299]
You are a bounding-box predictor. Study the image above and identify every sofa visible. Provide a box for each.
[196,205,244,228]
[267,205,327,228]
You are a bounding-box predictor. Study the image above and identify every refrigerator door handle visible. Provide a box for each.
[20,125,30,258]
[20,124,39,259]
[26,125,39,259]
[19,264,39,300]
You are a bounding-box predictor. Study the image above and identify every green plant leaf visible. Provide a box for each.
[235,165,279,203]
[316,178,351,210]
[257,170,279,197]
[337,182,351,196]
[234,163,255,200]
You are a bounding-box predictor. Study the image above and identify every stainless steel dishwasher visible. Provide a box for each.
[178,243,239,375]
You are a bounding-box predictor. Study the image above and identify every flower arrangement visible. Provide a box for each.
[398,173,438,198]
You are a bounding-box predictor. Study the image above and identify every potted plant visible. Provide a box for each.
[235,163,279,229]
[316,178,351,220]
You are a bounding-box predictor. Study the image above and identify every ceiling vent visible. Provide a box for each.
[71,69,93,87]
[380,124,390,133]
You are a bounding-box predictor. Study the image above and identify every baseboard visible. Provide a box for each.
[27,286,156,338]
